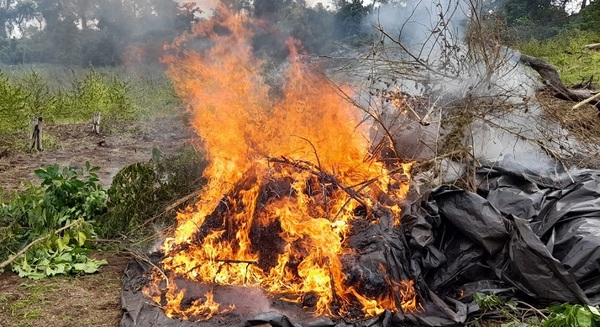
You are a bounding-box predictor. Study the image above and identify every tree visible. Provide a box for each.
[500,0,569,40]
[334,0,369,40]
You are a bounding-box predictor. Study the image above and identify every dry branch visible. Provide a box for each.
[268,156,369,209]
[584,43,600,51]
[519,54,599,110]
[572,92,600,110]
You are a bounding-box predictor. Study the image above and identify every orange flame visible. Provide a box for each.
[147,4,415,320]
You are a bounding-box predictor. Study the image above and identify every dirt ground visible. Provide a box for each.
[0,253,129,327]
[0,116,195,193]
[0,116,194,327]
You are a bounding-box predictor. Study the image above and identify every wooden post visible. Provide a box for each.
[92,111,101,135]
[31,116,43,151]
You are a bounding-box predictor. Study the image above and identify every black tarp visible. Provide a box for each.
[121,167,600,326]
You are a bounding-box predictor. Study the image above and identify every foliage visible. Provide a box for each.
[0,70,29,135]
[0,162,108,278]
[96,147,206,240]
[501,0,569,40]
[0,66,177,150]
[543,304,600,327]
[516,29,600,85]
[334,0,370,41]
[56,70,137,123]
[1,0,198,66]
[470,292,545,326]
[570,0,600,32]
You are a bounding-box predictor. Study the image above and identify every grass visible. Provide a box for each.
[0,64,180,152]
[517,29,600,85]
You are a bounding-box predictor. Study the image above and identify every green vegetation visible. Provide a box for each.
[517,30,600,85]
[544,304,600,327]
[0,163,108,279]
[96,147,206,240]
[1,146,206,278]
[0,66,179,150]
[470,293,600,327]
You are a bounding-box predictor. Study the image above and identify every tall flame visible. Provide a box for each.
[146,4,415,320]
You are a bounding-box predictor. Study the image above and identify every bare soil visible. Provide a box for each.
[0,116,194,193]
[0,253,129,327]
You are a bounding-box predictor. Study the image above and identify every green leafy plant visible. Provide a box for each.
[471,292,544,327]
[96,146,206,240]
[0,163,108,278]
[543,304,600,327]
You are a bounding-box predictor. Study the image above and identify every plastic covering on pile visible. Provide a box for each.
[121,167,600,327]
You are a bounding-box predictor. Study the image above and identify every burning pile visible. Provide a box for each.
[143,5,415,321]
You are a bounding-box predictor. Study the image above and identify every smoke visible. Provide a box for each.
[367,0,469,54]
[364,0,536,100]
[358,0,579,178]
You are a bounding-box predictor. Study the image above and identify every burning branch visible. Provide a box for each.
[267,156,369,210]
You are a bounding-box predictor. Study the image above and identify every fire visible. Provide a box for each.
[145,4,415,321]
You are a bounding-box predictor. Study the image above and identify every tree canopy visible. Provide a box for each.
[0,0,597,67]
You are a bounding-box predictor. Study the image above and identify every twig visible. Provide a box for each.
[268,157,370,209]
[213,259,257,264]
[572,92,600,110]
[188,259,257,274]
[126,248,170,288]
[292,135,330,219]
[0,219,81,270]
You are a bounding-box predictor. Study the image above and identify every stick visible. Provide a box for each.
[0,219,80,270]
[30,116,43,151]
[572,92,600,110]
[92,112,101,134]
[126,248,170,288]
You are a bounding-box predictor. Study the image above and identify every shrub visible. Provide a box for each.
[96,147,206,240]
[0,163,108,279]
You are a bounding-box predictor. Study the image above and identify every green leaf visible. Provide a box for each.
[587,305,600,316]
[575,306,592,326]
[75,231,87,246]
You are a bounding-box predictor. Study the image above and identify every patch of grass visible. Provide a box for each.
[8,282,52,321]
[517,30,600,85]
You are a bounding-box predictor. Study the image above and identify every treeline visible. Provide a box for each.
[0,0,373,67]
[0,0,199,66]
[496,0,600,41]
[0,0,599,67]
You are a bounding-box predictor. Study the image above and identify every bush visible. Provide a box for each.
[0,163,108,279]
[96,147,206,240]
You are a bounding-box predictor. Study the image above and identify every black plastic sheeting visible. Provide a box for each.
[121,167,600,326]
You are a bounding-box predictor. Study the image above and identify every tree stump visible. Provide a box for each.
[92,111,101,135]
[31,116,43,151]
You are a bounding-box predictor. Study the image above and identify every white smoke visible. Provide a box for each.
[359,0,580,179]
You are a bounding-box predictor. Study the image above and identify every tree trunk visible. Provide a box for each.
[519,54,599,110]
[92,111,101,134]
[31,116,43,151]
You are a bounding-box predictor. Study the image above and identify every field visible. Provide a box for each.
[1,35,600,326]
